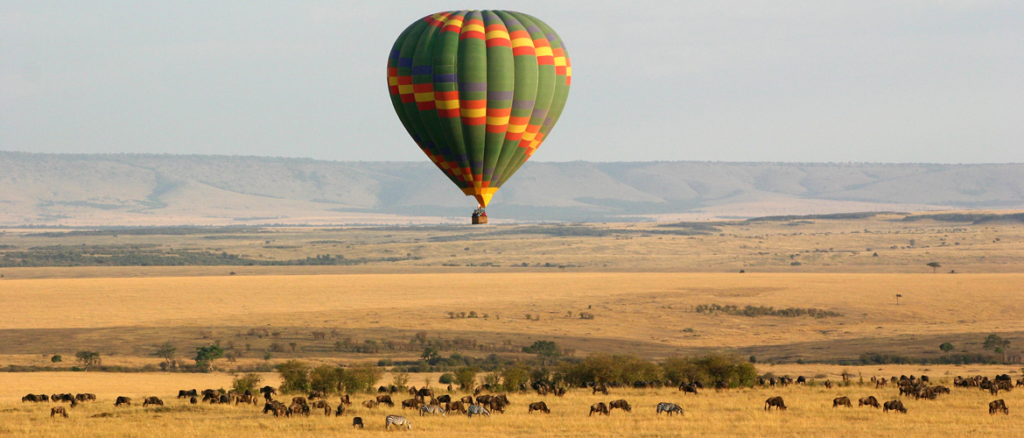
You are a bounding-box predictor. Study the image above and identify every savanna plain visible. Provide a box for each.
[2,211,1024,437]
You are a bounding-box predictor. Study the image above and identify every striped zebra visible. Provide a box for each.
[385,415,412,430]
[467,404,490,417]
[656,402,683,415]
[419,405,446,416]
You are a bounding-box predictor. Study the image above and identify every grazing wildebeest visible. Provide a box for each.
[362,399,378,409]
[377,394,395,407]
[448,400,467,414]
[114,396,132,407]
[312,400,332,416]
[308,390,325,400]
[420,405,446,416]
[401,398,422,409]
[769,377,777,387]
[22,394,43,403]
[883,400,907,413]
[656,402,684,415]
[417,388,434,398]
[556,387,567,397]
[340,394,351,406]
[592,383,609,395]
[190,396,197,404]
[289,403,310,416]
[50,407,68,418]
[764,397,787,411]
[528,401,550,413]
[460,395,474,405]
[680,383,699,395]
[589,402,610,416]
[385,414,412,430]
[273,404,288,417]
[609,399,631,412]
[291,396,308,406]
[467,404,490,417]
[824,380,834,389]
[218,394,230,404]
[833,396,852,408]
[796,376,807,385]
[76,393,96,403]
[143,396,164,407]
[858,396,880,408]
[990,399,1009,415]
[335,404,346,416]
[259,386,276,401]
[378,385,389,393]
[435,394,451,404]
[352,416,364,428]
[476,394,494,405]
[178,389,197,399]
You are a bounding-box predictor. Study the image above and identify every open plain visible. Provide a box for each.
[2,212,1024,436]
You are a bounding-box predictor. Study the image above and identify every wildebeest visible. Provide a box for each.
[114,396,132,407]
[289,403,310,416]
[291,396,308,406]
[990,399,1009,415]
[460,395,474,405]
[436,394,451,404]
[609,399,632,412]
[656,402,684,415]
[177,389,198,399]
[75,393,96,403]
[340,394,351,406]
[883,400,907,413]
[764,396,787,411]
[190,396,197,404]
[417,387,434,398]
[362,399,378,409]
[589,402,610,416]
[592,383,609,395]
[352,416,364,428]
[311,400,332,416]
[796,376,807,385]
[448,400,467,414]
[377,394,395,407]
[680,383,699,395]
[858,396,880,408]
[22,394,45,403]
[467,404,490,417]
[143,396,164,407]
[402,398,422,409]
[50,407,69,418]
[528,401,550,413]
[824,380,834,389]
[335,404,346,416]
[308,390,325,400]
[833,396,852,408]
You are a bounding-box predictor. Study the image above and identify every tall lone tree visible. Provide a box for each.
[927,262,941,273]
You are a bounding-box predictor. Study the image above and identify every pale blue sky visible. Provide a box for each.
[2,1,1022,163]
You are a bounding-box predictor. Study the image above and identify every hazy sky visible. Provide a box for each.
[2,1,1022,163]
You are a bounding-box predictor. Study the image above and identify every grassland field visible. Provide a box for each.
[1,212,1023,436]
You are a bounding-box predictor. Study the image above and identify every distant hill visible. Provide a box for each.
[2,152,1022,225]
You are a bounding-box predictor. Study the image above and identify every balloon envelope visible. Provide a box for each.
[387,10,572,207]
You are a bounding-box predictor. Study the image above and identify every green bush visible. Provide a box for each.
[310,364,342,394]
[232,373,262,394]
[662,354,758,388]
[455,367,478,390]
[438,373,455,384]
[277,360,311,393]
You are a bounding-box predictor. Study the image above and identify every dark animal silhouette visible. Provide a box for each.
[764,396,787,411]
[528,401,550,413]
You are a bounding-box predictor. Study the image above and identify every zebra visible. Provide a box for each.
[656,402,684,415]
[419,405,446,416]
[467,404,491,417]
[385,414,412,430]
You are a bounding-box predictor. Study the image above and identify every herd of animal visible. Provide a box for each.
[19,372,1016,428]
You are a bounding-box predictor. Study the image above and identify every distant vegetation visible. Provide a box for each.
[0,245,413,267]
[902,212,1024,224]
[695,304,842,318]
[25,226,266,237]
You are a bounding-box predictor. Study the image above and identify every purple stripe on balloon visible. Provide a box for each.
[543,117,554,127]
[434,73,458,83]
[454,154,469,162]
[545,33,559,44]
[512,100,535,109]
[459,82,487,92]
[472,161,484,169]
[487,91,514,101]
[398,57,413,68]
[526,25,542,34]
[503,18,522,27]
[390,50,401,60]
[411,65,432,75]
[531,108,549,119]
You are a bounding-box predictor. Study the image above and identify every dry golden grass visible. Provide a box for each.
[1,272,1023,362]
[2,372,1023,438]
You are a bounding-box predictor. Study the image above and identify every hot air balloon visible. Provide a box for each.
[386,10,572,223]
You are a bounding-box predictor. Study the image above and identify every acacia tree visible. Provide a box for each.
[195,345,225,371]
[927,262,942,273]
[75,351,101,370]
[155,342,177,369]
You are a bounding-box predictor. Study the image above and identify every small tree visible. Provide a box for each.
[155,342,177,368]
[278,360,311,393]
[439,373,455,384]
[232,373,263,394]
[455,367,478,391]
[51,354,62,363]
[310,364,342,395]
[939,342,955,352]
[392,372,410,391]
[421,347,439,361]
[75,351,101,370]
[927,262,941,273]
[195,345,225,371]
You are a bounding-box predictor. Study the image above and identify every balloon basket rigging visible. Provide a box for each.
[471,208,488,225]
